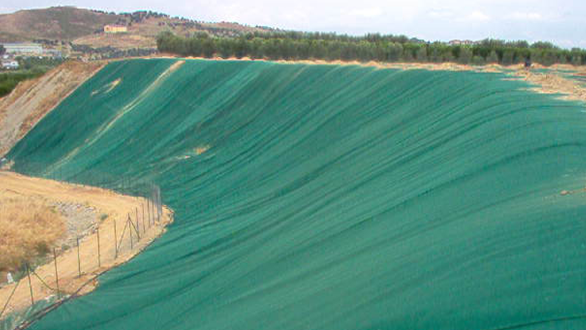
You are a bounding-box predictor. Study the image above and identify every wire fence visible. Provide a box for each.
[0,167,166,330]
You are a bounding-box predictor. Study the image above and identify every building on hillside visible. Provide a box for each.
[1,60,19,69]
[43,49,63,58]
[1,43,43,54]
[104,25,128,33]
[449,40,476,46]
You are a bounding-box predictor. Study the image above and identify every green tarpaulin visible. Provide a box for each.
[5,59,586,329]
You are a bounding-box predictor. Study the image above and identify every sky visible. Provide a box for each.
[1,0,585,48]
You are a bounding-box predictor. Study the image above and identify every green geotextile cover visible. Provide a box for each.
[6,59,586,329]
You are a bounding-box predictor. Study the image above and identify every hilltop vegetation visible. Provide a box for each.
[158,31,586,66]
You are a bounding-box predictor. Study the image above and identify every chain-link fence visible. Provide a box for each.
[0,168,166,330]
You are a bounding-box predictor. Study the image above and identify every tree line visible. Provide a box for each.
[157,31,586,66]
[0,57,65,97]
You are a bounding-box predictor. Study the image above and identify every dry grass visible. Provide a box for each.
[0,198,66,271]
[0,171,173,317]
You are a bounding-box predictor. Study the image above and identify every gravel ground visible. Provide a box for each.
[50,202,99,250]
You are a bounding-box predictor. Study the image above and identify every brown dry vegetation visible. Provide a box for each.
[71,16,269,49]
[512,69,586,103]
[0,7,270,49]
[0,7,118,42]
[74,33,157,49]
[0,198,66,271]
[0,171,173,319]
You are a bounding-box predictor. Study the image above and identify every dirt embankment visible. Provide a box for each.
[512,69,586,103]
[0,61,105,157]
[0,171,173,320]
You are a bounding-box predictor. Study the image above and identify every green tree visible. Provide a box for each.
[201,38,215,58]
[155,31,586,67]
[530,49,542,65]
[486,50,499,63]
[531,41,558,50]
[187,37,203,57]
[427,43,443,63]
[571,53,582,66]
[415,46,427,62]
[501,50,515,65]
[216,39,234,58]
[541,50,558,66]
[311,40,327,59]
[388,43,403,62]
[471,56,485,66]
[457,47,473,64]
[249,38,264,59]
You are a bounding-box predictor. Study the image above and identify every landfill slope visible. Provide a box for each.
[5,59,586,330]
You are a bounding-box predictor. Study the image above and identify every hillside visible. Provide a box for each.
[0,60,104,157]
[0,7,273,50]
[0,7,118,42]
[5,59,586,330]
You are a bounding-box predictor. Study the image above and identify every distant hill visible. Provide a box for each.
[0,6,274,50]
[0,7,119,42]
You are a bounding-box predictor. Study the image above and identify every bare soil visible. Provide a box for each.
[512,69,586,103]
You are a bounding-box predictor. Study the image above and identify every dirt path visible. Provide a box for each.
[0,171,173,320]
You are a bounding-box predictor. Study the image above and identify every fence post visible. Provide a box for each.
[158,187,162,221]
[156,187,159,222]
[128,216,134,250]
[114,220,118,259]
[142,202,148,229]
[154,187,159,222]
[53,248,60,299]
[147,198,151,226]
[27,265,34,306]
[141,204,146,234]
[151,192,156,224]
[97,227,101,268]
[135,207,140,240]
[76,237,81,277]
[0,279,20,319]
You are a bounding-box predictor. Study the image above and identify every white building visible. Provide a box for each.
[1,43,44,54]
[1,60,19,69]
[449,40,476,46]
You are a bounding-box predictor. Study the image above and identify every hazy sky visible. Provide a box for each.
[1,0,585,48]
